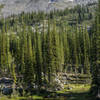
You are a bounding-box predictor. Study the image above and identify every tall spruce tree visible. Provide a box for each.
[91,0,100,97]
[35,27,42,88]
[24,33,34,86]
[83,27,90,74]
[46,19,54,83]
[6,32,12,74]
[62,27,69,72]
[0,28,7,72]
[52,21,60,74]
[42,20,47,80]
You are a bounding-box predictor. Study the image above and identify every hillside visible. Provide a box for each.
[0,0,100,100]
[0,0,97,17]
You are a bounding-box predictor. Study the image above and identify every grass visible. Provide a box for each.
[0,84,96,100]
[0,96,43,100]
[56,84,96,100]
[56,84,90,93]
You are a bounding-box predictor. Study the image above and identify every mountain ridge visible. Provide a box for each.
[0,0,97,17]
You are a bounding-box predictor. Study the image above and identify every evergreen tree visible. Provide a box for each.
[6,32,12,74]
[91,0,100,97]
[24,34,34,86]
[83,27,90,74]
[52,21,60,73]
[35,27,42,88]
[42,20,47,80]
[46,19,54,83]
[62,27,69,72]
[73,27,79,73]
[0,30,7,72]
[58,30,64,72]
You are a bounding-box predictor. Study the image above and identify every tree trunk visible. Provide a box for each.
[96,88,100,99]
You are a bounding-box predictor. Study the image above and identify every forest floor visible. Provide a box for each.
[0,84,96,100]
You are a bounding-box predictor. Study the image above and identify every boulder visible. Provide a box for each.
[55,78,61,84]
[2,87,13,95]
[0,77,13,85]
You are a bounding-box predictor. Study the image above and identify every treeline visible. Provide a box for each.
[90,0,100,98]
[0,4,93,27]
[0,19,91,86]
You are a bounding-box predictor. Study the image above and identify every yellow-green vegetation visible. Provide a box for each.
[0,95,43,100]
[0,97,25,100]
[0,84,92,100]
[56,84,91,94]
[56,84,96,100]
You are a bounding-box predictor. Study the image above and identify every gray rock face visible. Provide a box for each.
[75,0,97,5]
[0,0,97,17]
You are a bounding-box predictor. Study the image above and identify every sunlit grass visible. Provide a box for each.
[56,84,92,100]
[0,95,43,100]
[0,96,26,100]
[0,84,91,100]
[56,84,91,94]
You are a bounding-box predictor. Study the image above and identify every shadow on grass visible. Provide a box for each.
[29,91,97,100]
[52,91,96,100]
[0,90,97,100]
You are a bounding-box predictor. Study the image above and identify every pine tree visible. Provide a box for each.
[0,27,7,72]
[83,27,90,74]
[6,32,12,74]
[35,27,42,88]
[46,19,54,83]
[73,26,79,73]
[52,21,60,74]
[91,0,100,97]
[58,30,64,72]
[42,20,47,80]
[24,33,34,86]
[62,27,70,72]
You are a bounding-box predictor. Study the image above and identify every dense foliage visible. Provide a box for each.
[91,0,100,97]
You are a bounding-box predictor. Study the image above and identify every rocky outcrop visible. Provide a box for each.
[0,74,91,95]
[45,73,91,91]
[0,77,13,85]
[58,73,91,84]
[2,87,13,95]
[0,77,13,95]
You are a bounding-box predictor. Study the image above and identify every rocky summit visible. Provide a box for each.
[0,0,97,17]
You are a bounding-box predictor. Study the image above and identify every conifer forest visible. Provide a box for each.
[0,0,100,100]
